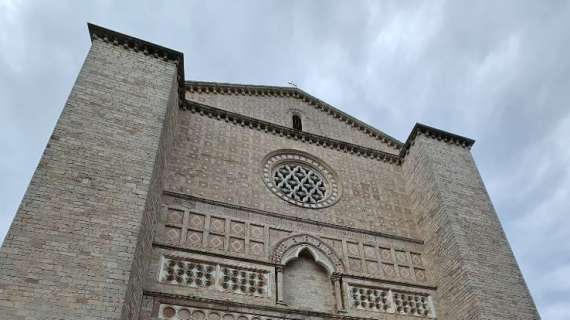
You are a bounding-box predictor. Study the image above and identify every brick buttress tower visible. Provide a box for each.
[0,24,540,320]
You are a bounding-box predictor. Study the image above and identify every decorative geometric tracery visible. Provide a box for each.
[262,150,340,208]
[159,256,270,298]
[271,233,345,273]
[220,266,267,296]
[273,163,326,204]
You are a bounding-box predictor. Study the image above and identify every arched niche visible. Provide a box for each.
[271,234,346,312]
[281,244,336,275]
[282,249,336,313]
[271,234,345,273]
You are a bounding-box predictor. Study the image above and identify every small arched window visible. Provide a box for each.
[292,114,302,131]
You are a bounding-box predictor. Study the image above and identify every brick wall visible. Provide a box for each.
[0,24,541,320]
[165,110,418,239]
[403,134,540,319]
[0,38,178,319]
[186,91,398,154]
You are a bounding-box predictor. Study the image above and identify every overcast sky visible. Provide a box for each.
[1,0,568,318]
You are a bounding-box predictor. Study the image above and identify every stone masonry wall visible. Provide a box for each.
[0,38,178,319]
[152,196,431,286]
[186,91,399,154]
[165,109,418,240]
[402,134,540,319]
[0,23,540,320]
[121,58,180,319]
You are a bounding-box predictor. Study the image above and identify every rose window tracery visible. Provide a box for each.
[273,164,326,204]
[262,151,340,208]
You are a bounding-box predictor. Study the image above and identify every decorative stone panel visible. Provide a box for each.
[158,305,284,320]
[350,286,391,312]
[160,258,216,288]
[221,266,267,296]
[393,291,432,317]
[347,284,435,318]
[159,207,267,260]
[159,256,270,298]
[159,203,431,285]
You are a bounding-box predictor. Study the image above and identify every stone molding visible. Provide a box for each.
[400,123,476,158]
[151,243,438,291]
[186,81,402,150]
[86,24,475,159]
[184,101,475,165]
[87,23,185,108]
[145,291,371,319]
[270,233,345,274]
[185,100,402,164]
[163,191,425,245]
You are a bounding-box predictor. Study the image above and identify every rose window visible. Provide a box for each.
[273,164,326,204]
[262,151,340,208]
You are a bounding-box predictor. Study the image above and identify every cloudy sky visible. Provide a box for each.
[1,0,568,318]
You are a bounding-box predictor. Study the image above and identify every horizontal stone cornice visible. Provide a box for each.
[184,100,402,164]
[400,123,476,158]
[144,290,365,320]
[184,101,475,165]
[85,25,475,162]
[186,80,402,150]
[87,23,185,108]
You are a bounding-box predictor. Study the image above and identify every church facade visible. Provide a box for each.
[0,24,540,319]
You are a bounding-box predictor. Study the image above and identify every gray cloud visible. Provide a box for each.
[1,0,568,317]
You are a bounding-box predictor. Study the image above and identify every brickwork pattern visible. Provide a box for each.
[0,24,541,320]
[157,198,429,285]
[0,38,178,319]
[186,90,398,154]
[165,111,419,239]
[403,134,540,319]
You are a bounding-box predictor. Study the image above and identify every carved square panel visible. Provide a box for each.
[382,263,396,278]
[347,242,360,257]
[208,234,225,250]
[414,268,427,281]
[164,226,181,243]
[166,208,184,225]
[395,250,409,265]
[210,217,226,235]
[321,237,343,255]
[188,213,205,230]
[366,260,380,275]
[410,253,423,266]
[363,245,377,259]
[398,266,412,279]
[269,228,290,246]
[249,241,264,256]
[349,257,363,272]
[249,224,264,240]
[379,247,393,262]
[229,237,245,253]
[186,231,203,247]
[230,221,245,237]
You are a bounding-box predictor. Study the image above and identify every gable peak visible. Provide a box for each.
[186,80,403,150]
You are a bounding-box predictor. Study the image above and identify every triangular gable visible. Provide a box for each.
[186,81,403,154]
